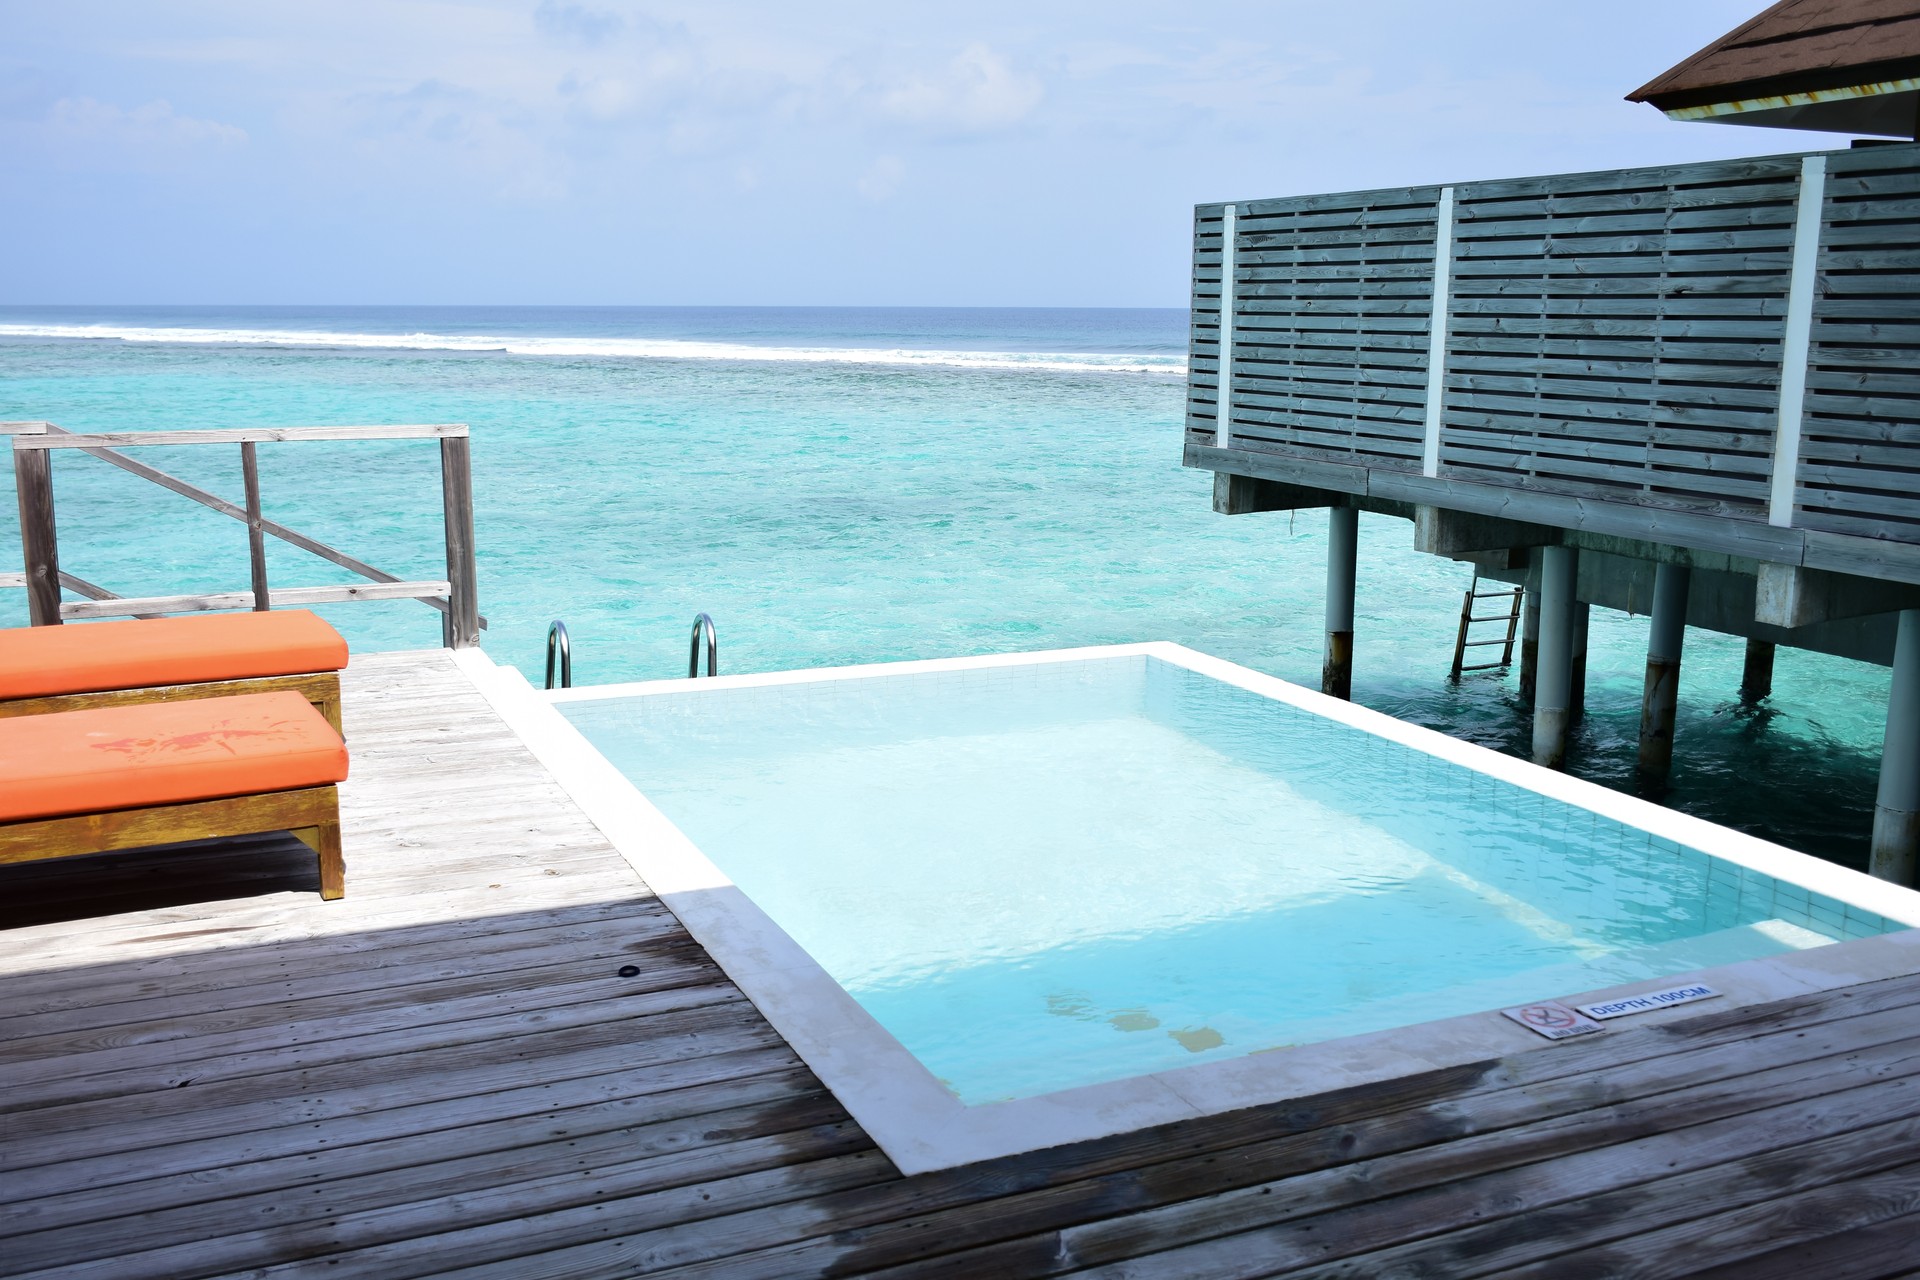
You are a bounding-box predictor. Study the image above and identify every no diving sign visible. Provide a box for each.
[1500,1002,1604,1040]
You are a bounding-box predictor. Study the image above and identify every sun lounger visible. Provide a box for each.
[0,611,349,733]
[0,691,350,899]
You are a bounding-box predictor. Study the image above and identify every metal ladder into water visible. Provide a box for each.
[1449,574,1524,681]
[543,614,718,689]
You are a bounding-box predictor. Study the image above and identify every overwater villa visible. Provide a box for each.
[7,2,1920,1276]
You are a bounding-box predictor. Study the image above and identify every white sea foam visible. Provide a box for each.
[0,322,1186,376]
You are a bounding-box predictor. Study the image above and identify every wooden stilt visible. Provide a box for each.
[1871,609,1920,886]
[1637,564,1691,795]
[1741,638,1776,704]
[1569,601,1590,721]
[1532,547,1577,769]
[1518,566,1540,706]
[1323,506,1358,700]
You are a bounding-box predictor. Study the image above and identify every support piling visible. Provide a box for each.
[1532,546,1578,769]
[1637,564,1691,794]
[1871,609,1920,885]
[1323,506,1358,700]
[1741,638,1776,704]
[1518,566,1540,706]
[1569,601,1590,721]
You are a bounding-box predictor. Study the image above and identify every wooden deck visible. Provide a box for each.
[4,649,1920,1278]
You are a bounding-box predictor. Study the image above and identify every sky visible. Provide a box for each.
[0,1,1862,308]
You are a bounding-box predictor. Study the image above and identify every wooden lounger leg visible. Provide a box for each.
[291,788,346,900]
[292,823,345,900]
[316,818,344,900]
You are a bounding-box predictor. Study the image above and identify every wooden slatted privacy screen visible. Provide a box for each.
[1193,186,1446,468]
[1189,145,1920,552]
[1442,158,1801,516]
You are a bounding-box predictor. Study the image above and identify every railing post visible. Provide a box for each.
[14,444,62,626]
[439,434,480,649]
[240,441,270,611]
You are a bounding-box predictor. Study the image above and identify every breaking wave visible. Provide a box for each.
[0,322,1187,376]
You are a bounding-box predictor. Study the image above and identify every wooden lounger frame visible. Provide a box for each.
[0,672,344,735]
[0,785,344,900]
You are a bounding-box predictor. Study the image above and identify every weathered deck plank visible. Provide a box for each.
[3,649,1919,1279]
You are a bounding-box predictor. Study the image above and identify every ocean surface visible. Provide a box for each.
[0,304,1893,869]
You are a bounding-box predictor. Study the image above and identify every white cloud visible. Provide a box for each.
[47,96,246,148]
[534,0,626,47]
[19,96,246,171]
[857,153,903,200]
[560,72,647,122]
[875,43,1042,135]
[337,78,572,202]
[3,0,1827,304]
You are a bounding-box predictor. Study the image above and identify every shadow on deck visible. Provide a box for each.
[2,650,1918,1278]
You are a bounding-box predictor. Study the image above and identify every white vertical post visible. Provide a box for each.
[1217,204,1237,449]
[1421,186,1456,478]
[1768,154,1826,528]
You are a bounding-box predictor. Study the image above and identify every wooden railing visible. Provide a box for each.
[4,422,482,647]
[1187,144,1920,584]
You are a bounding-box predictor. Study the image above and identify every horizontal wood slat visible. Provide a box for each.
[56,580,454,620]
[14,425,469,450]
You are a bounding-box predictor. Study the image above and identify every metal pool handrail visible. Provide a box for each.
[545,620,572,690]
[689,613,717,678]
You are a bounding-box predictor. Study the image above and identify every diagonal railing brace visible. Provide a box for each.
[40,424,487,630]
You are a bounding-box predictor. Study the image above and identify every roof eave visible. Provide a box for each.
[1659,77,1920,135]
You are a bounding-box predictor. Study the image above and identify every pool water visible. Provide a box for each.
[561,653,1904,1104]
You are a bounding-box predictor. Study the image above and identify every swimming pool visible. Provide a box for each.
[474,644,1920,1172]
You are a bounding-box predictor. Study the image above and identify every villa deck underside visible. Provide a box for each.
[2,650,1919,1278]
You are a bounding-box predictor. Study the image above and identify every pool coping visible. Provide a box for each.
[451,642,1920,1175]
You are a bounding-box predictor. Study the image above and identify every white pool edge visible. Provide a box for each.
[452,643,1920,1175]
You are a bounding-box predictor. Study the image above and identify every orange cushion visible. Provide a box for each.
[0,611,347,699]
[0,692,348,823]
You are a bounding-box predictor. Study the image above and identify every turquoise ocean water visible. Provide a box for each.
[0,305,1893,869]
